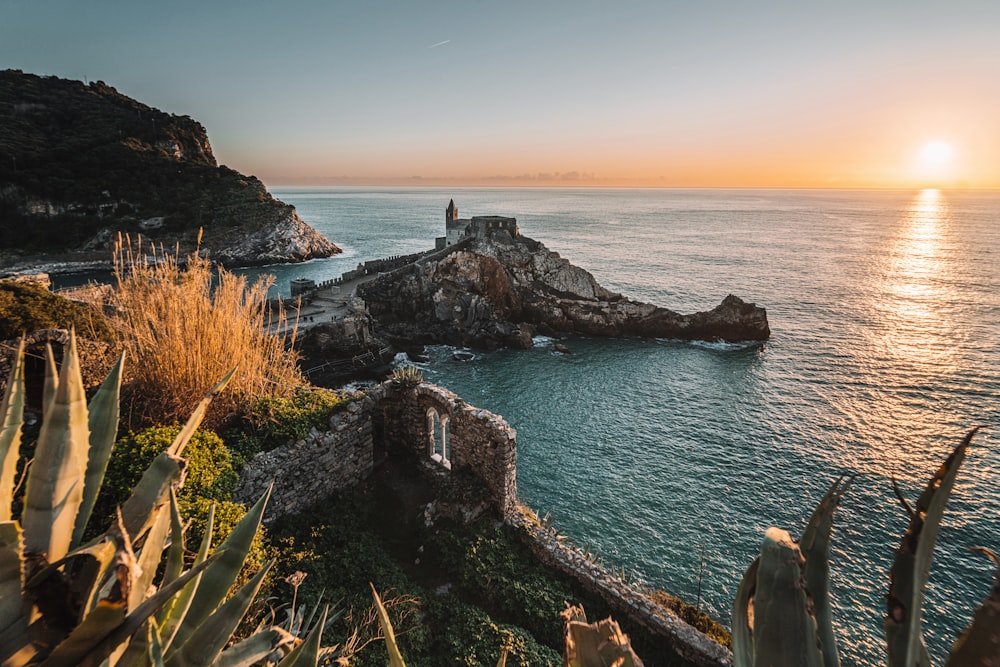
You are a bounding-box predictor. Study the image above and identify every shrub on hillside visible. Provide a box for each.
[229,386,358,459]
[0,279,115,341]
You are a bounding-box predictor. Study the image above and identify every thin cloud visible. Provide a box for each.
[427,40,450,49]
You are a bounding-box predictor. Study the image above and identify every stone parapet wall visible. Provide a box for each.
[508,506,733,667]
[234,380,517,523]
[234,389,383,524]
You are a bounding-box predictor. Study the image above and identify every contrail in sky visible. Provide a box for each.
[428,40,450,49]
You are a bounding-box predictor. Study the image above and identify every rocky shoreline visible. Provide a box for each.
[355,217,769,352]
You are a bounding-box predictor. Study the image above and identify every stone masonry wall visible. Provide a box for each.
[508,506,733,667]
[235,389,382,524]
[382,382,517,518]
[234,380,517,523]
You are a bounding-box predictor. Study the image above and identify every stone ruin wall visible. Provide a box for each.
[381,382,517,518]
[233,379,727,663]
[508,507,733,667]
[235,388,381,523]
[234,381,517,524]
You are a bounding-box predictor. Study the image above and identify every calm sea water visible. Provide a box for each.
[257,187,999,666]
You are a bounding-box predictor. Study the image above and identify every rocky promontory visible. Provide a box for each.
[358,217,770,349]
[0,70,339,273]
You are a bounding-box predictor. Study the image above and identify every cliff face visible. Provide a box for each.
[359,226,770,348]
[0,70,339,271]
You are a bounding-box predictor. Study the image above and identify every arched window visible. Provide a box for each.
[426,407,451,469]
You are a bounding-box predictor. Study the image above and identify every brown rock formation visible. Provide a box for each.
[358,221,770,348]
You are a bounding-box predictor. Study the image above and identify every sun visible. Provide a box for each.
[920,140,953,166]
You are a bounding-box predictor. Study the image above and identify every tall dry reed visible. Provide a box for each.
[112,234,301,427]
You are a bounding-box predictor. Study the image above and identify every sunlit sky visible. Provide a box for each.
[3,1,999,188]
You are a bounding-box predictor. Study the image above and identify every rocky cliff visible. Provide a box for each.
[0,70,339,272]
[358,221,770,348]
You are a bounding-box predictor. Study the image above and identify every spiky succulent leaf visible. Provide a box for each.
[0,521,28,659]
[799,476,851,667]
[66,551,223,667]
[0,339,26,521]
[159,502,214,648]
[216,627,296,667]
[129,503,171,611]
[731,557,758,667]
[150,623,166,667]
[72,351,125,548]
[42,342,58,414]
[496,646,508,667]
[275,604,327,667]
[371,583,406,667]
[22,331,90,565]
[24,536,116,622]
[169,488,269,650]
[41,599,128,667]
[166,366,237,458]
[753,528,824,667]
[886,429,977,667]
[160,490,185,590]
[118,451,185,545]
[944,547,1000,666]
[164,559,274,667]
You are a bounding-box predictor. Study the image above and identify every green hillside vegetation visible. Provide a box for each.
[0,69,313,258]
[0,279,115,342]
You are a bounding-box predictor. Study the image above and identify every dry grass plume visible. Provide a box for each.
[111,233,301,428]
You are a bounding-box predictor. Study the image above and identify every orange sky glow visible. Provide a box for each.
[4,2,999,189]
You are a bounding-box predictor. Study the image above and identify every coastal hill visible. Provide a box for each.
[0,70,339,272]
[357,216,770,349]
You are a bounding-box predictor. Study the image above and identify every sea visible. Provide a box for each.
[225,188,1000,664]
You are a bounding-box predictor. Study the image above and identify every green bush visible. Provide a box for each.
[427,598,561,667]
[102,425,237,507]
[0,279,115,341]
[232,387,358,458]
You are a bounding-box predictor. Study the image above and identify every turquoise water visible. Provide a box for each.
[261,187,999,666]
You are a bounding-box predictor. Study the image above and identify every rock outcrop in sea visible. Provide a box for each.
[0,70,339,273]
[358,216,770,348]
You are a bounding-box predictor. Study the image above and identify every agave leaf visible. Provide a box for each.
[22,331,90,565]
[118,451,186,544]
[23,535,116,622]
[799,476,851,667]
[885,429,978,667]
[371,583,406,667]
[113,617,153,667]
[40,599,128,667]
[72,351,125,548]
[166,367,237,458]
[753,528,824,667]
[0,521,28,659]
[944,547,1000,666]
[60,551,224,667]
[563,610,643,667]
[42,342,58,416]
[164,560,274,667]
[496,646,508,667]
[0,338,26,521]
[216,627,296,667]
[169,489,269,650]
[731,557,758,667]
[150,620,166,667]
[275,604,328,667]
[129,503,171,611]
[159,502,214,648]
[160,490,185,590]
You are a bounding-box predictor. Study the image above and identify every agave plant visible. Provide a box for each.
[0,332,325,666]
[733,428,998,666]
